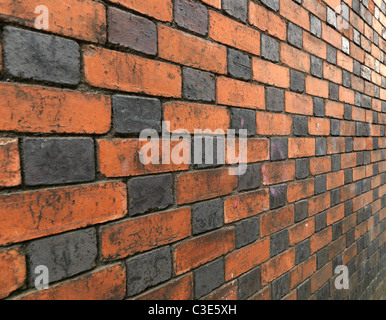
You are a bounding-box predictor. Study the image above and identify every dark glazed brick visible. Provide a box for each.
[331,189,340,207]
[290,70,305,93]
[311,56,323,78]
[297,279,311,300]
[315,138,327,156]
[294,116,308,136]
[228,48,252,80]
[295,200,309,222]
[175,0,208,35]
[270,138,288,160]
[238,267,261,299]
[315,211,327,232]
[235,216,260,248]
[113,95,161,134]
[287,22,303,49]
[261,34,279,62]
[128,174,173,216]
[315,175,326,194]
[310,15,321,38]
[27,229,97,285]
[270,230,289,257]
[238,163,261,191]
[126,247,172,297]
[344,104,352,120]
[194,258,225,299]
[192,199,224,235]
[313,97,325,117]
[342,70,351,88]
[108,7,157,55]
[24,138,95,186]
[331,154,341,172]
[295,239,310,264]
[266,87,284,111]
[296,159,309,179]
[183,68,216,102]
[261,0,279,11]
[4,26,80,85]
[346,137,354,152]
[345,168,353,184]
[317,282,330,300]
[327,45,337,65]
[222,0,248,22]
[270,184,287,209]
[231,108,256,136]
[317,247,328,269]
[271,273,289,300]
[329,82,339,101]
[331,119,340,136]
[332,222,342,240]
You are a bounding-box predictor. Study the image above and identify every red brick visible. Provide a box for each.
[217,77,265,109]
[84,46,182,97]
[280,0,310,30]
[310,156,332,175]
[260,205,295,237]
[327,137,345,154]
[288,138,316,158]
[281,43,310,73]
[0,248,26,299]
[173,228,235,275]
[253,58,290,88]
[287,178,315,203]
[261,248,296,285]
[325,101,345,119]
[209,11,260,55]
[310,262,332,293]
[303,32,327,59]
[289,218,315,245]
[290,255,317,289]
[262,161,296,185]
[101,208,191,260]
[326,203,345,226]
[0,139,21,187]
[305,76,329,98]
[326,171,345,190]
[309,193,331,216]
[224,189,269,223]
[19,264,126,300]
[310,227,332,254]
[177,168,237,204]
[0,182,127,246]
[0,82,111,134]
[225,238,270,280]
[308,118,331,136]
[109,0,172,21]
[0,0,106,42]
[256,112,293,135]
[159,25,227,74]
[285,92,313,115]
[202,280,238,300]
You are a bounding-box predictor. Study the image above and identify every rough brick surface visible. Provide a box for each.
[0,0,385,302]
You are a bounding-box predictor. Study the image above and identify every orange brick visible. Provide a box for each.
[98,139,189,178]
[261,161,296,185]
[250,286,271,300]
[0,0,106,42]
[109,0,172,21]
[310,156,332,175]
[177,168,237,204]
[310,227,332,254]
[0,139,21,187]
[202,280,238,300]
[326,203,345,225]
[328,236,346,260]
[325,100,345,119]
[308,117,331,136]
[217,77,265,109]
[287,178,315,203]
[0,82,111,134]
[288,138,316,158]
[323,62,342,84]
[209,11,260,55]
[0,248,26,299]
[0,182,127,246]
[310,262,332,293]
[321,22,341,49]
[327,137,345,154]
[101,208,191,260]
[289,218,315,245]
[341,153,357,169]
[280,0,310,30]
[302,0,326,21]
[281,43,310,72]
[303,32,327,59]
[252,58,290,88]
[224,189,269,223]
[164,102,230,133]
[285,92,313,115]
[249,1,286,40]
[260,205,295,237]
[327,171,345,190]
[340,184,356,202]
[226,138,270,164]
[256,112,293,135]
[19,264,126,300]
[290,255,317,289]
[136,274,193,300]
[84,46,181,97]
[201,0,221,8]
[337,51,354,72]
[340,121,356,136]
[225,238,270,280]
[305,76,329,98]
[173,228,235,275]
[309,193,331,216]
[159,25,226,74]
[261,248,296,285]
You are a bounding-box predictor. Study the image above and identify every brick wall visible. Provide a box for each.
[0,0,385,300]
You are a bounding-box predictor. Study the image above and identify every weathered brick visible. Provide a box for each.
[0,248,26,299]
[4,27,80,85]
[271,138,288,160]
[271,273,290,300]
[222,0,248,22]
[192,199,224,235]
[194,258,225,299]
[287,22,303,49]
[270,184,288,209]
[109,0,173,21]
[128,174,173,216]
[266,87,285,112]
[24,138,95,186]
[228,48,252,81]
[0,139,21,187]
[27,229,97,285]
[238,163,261,192]
[271,230,289,257]
[126,247,172,296]
[256,112,292,135]
[231,108,256,136]
[108,7,157,55]
[290,70,305,93]
[175,0,208,35]
[238,267,261,299]
[235,216,260,248]
[261,34,279,62]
